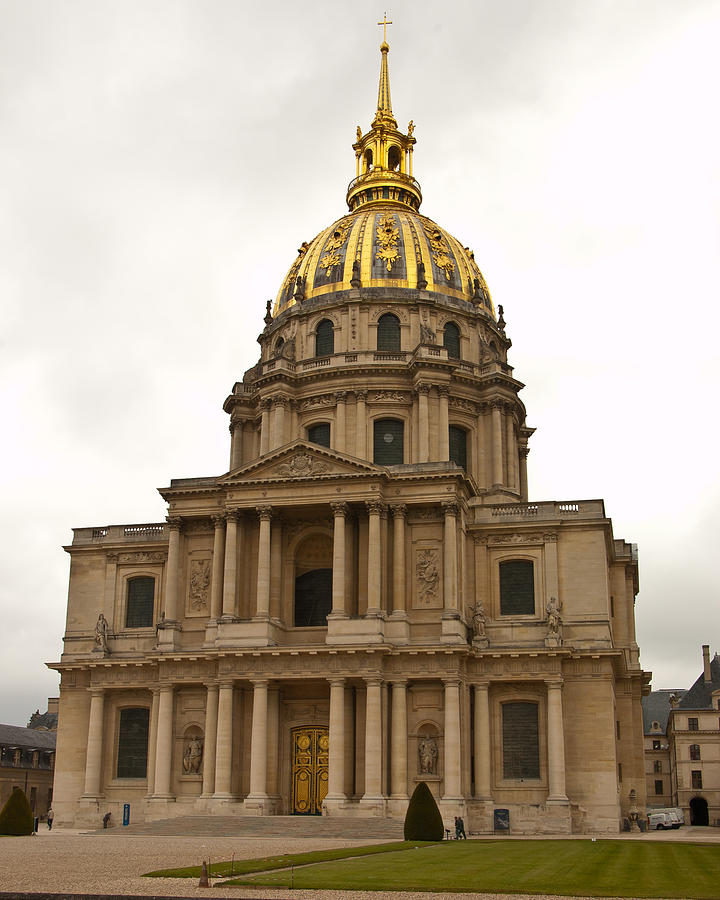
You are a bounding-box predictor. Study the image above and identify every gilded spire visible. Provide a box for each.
[373,16,396,128]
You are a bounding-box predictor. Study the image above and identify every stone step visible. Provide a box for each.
[93,815,405,839]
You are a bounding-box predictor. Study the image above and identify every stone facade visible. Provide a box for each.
[49,39,649,834]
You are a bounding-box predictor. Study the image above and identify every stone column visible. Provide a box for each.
[269,516,283,620]
[491,403,504,487]
[146,688,160,796]
[255,506,272,618]
[438,386,450,460]
[505,411,517,492]
[229,418,244,471]
[335,391,347,453]
[331,502,348,616]
[154,685,175,798]
[247,680,269,800]
[547,681,568,801]
[210,515,226,620]
[214,681,234,797]
[259,399,271,455]
[519,447,529,502]
[443,679,462,800]
[267,687,280,796]
[475,405,488,489]
[221,510,239,619]
[417,385,430,462]
[164,517,182,621]
[327,678,347,800]
[82,688,105,797]
[272,396,287,449]
[365,500,385,615]
[355,390,367,458]
[290,400,299,444]
[391,504,407,615]
[443,502,459,611]
[473,682,491,799]
[363,677,383,802]
[202,683,219,797]
[390,680,408,798]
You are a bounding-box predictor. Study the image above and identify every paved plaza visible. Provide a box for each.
[0,824,719,900]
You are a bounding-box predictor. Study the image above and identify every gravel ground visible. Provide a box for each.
[0,827,717,900]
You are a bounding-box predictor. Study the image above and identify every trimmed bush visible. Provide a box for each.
[403,780,444,841]
[0,787,34,835]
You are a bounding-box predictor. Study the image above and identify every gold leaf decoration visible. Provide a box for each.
[375,213,400,272]
[319,220,352,277]
[423,224,455,281]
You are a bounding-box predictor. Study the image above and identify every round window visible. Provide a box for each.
[384,433,394,443]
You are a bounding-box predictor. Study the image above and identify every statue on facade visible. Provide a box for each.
[418,736,438,775]
[545,597,562,647]
[94,613,110,654]
[182,737,203,774]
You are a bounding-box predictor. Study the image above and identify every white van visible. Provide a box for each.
[647,810,674,830]
[657,807,684,828]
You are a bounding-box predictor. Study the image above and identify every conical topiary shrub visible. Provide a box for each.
[403,780,444,840]
[0,787,34,835]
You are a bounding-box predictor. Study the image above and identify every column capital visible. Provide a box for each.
[166,516,183,531]
[88,686,105,697]
[364,675,383,688]
[365,499,387,517]
[390,503,407,519]
[437,385,450,398]
[472,680,490,691]
[211,514,226,529]
[256,505,273,521]
[415,383,431,396]
[473,534,489,545]
[355,390,367,402]
[330,501,350,518]
[204,681,219,693]
[545,678,564,691]
[389,677,408,687]
[442,676,462,687]
[225,508,241,524]
[442,500,460,518]
[217,677,235,688]
[335,390,348,402]
[251,678,269,688]
[259,397,272,411]
[327,676,346,688]
[272,394,289,409]
[158,683,175,694]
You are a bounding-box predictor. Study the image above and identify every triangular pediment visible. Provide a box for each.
[219,441,385,484]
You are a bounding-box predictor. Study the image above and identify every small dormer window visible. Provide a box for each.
[364,149,373,172]
[388,145,401,171]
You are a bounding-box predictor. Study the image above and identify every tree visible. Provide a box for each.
[0,787,34,835]
[403,780,444,840]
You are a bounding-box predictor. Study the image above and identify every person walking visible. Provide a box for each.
[47,808,54,831]
[103,811,111,829]
[456,815,467,839]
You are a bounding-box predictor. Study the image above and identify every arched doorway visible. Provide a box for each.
[290,726,329,815]
[690,796,709,826]
[293,534,333,627]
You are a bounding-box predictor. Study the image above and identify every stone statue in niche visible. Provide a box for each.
[416,549,440,606]
[420,324,436,344]
[545,596,562,647]
[182,737,203,774]
[470,601,489,648]
[94,613,110,654]
[188,559,211,612]
[418,736,438,775]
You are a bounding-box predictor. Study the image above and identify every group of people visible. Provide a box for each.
[454,815,467,839]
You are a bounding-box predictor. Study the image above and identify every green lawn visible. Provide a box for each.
[216,839,720,898]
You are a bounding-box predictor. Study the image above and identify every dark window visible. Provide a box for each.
[388,144,401,171]
[688,717,699,731]
[690,744,701,760]
[655,779,664,795]
[610,595,614,617]
[618,763,623,783]
[449,425,467,469]
[652,739,661,750]
[502,702,539,779]
[443,321,461,359]
[377,313,400,351]
[116,707,149,778]
[126,577,155,628]
[692,770,703,789]
[616,720,621,740]
[654,759,662,772]
[308,423,330,448]
[274,337,284,356]
[499,560,534,615]
[294,568,332,627]
[373,418,404,464]
[315,319,334,357]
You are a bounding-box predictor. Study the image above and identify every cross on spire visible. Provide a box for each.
[377,13,393,44]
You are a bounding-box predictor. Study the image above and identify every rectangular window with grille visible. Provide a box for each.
[116,707,150,779]
[126,577,155,628]
[692,770,703,789]
[655,779,664,795]
[654,759,662,772]
[499,560,534,615]
[502,701,539,780]
[688,717,699,731]
[448,425,467,469]
[373,419,404,465]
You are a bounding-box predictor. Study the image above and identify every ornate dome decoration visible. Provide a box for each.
[273,38,493,318]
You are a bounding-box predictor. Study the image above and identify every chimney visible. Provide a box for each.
[703,645,712,683]
[47,698,59,715]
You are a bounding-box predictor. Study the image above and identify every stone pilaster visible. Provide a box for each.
[417,385,430,462]
[82,688,105,798]
[255,506,272,618]
[390,680,408,799]
[164,517,182,621]
[146,688,160,797]
[202,683,219,797]
[361,677,384,808]
[326,678,347,804]
[365,500,386,616]
[473,682,491,799]
[443,679,462,801]
[210,515,226,620]
[335,391,347,453]
[153,685,175,799]
[355,390,367,459]
[391,504,407,615]
[221,510,239,619]
[246,679,269,809]
[213,681,234,798]
[330,502,349,616]
[438,386,450,460]
[547,680,568,801]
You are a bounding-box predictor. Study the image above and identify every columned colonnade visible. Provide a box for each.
[80,676,568,808]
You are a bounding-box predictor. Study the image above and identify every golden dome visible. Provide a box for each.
[274,208,494,316]
[273,35,494,319]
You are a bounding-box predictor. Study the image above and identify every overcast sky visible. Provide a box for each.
[1,0,719,726]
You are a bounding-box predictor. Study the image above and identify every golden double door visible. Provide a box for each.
[290,726,329,815]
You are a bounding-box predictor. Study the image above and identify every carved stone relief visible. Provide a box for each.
[414,548,442,609]
[117,551,166,564]
[276,453,330,478]
[418,736,438,775]
[187,558,211,615]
